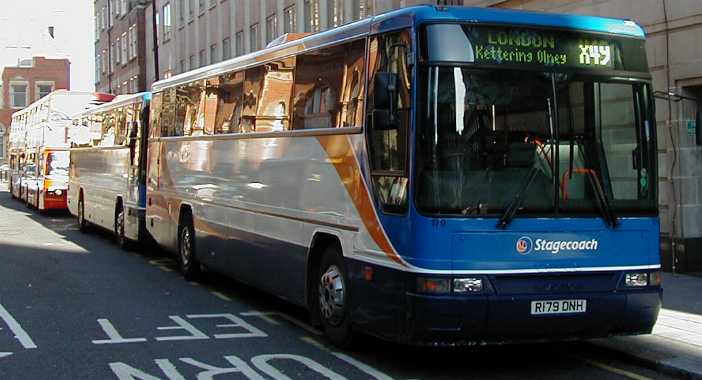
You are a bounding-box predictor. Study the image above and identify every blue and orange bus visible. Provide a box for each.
[145,6,660,346]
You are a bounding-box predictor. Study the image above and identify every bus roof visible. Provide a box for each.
[71,92,150,119]
[151,5,645,92]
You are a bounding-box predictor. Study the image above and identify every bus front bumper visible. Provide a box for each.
[403,288,661,345]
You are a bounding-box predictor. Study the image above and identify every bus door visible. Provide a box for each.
[126,101,149,208]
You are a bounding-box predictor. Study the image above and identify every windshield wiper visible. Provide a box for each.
[583,170,619,228]
[497,167,539,229]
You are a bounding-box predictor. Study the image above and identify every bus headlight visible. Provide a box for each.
[54,189,62,196]
[625,272,648,287]
[453,278,483,293]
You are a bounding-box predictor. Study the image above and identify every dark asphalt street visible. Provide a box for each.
[0,187,672,380]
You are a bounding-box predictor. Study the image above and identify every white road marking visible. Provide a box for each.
[0,303,37,349]
[251,354,347,380]
[180,356,266,380]
[92,319,147,344]
[0,352,13,358]
[300,337,395,380]
[155,316,209,341]
[187,314,267,338]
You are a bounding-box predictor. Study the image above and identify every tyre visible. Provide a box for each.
[317,246,354,348]
[78,196,89,232]
[114,203,130,250]
[178,212,201,280]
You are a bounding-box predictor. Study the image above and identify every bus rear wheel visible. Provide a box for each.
[317,247,354,348]
[78,196,89,232]
[114,203,130,250]
[178,213,201,281]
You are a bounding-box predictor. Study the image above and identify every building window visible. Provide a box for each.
[121,33,128,66]
[121,0,127,15]
[180,59,185,73]
[128,25,137,60]
[115,0,121,16]
[353,0,374,20]
[109,0,114,27]
[96,54,101,82]
[101,6,107,30]
[178,0,185,24]
[163,3,172,41]
[188,0,194,19]
[0,130,4,159]
[155,11,160,45]
[110,42,116,72]
[266,14,277,45]
[101,49,107,73]
[10,82,28,108]
[249,23,259,52]
[95,15,100,41]
[35,82,54,100]
[198,0,204,13]
[284,5,296,34]
[210,43,217,64]
[209,0,216,8]
[222,37,231,60]
[235,30,243,56]
[304,0,319,32]
[115,37,121,64]
[199,49,205,67]
[328,0,344,27]
[189,54,195,70]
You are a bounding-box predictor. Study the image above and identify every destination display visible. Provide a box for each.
[469,26,617,69]
[422,24,648,72]
[469,28,615,68]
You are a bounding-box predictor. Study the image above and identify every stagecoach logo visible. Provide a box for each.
[516,236,600,255]
[516,236,533,255]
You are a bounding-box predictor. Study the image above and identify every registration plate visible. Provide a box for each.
[530,299,587,315]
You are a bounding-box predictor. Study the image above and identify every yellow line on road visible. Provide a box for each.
[211,291,232,301]
[582,359,652,380]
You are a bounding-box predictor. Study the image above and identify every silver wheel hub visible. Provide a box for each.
[319,265,345,326]
[116,210,124,237]
[180,228,191,267]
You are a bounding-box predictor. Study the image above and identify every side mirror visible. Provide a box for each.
[372,72,399,131]
[696,109,702,146]
[373,72,397,111]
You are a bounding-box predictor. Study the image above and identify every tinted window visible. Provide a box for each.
[161,88,177,136]
[256,57,295,132]
[214,71,245,134]
[292,39,366,129]
[150,93,162,138]
[175,80,204,136]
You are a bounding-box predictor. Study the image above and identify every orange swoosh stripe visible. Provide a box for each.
[316,134,407,267]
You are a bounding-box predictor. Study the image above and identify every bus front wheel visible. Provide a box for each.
[317,247,354,348]
[178,213,201,281]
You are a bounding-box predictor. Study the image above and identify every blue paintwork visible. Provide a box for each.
[370,6,645,38]
[357,6,656,273]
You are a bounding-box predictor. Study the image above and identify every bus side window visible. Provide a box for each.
[150,93,163,138]
[367,30,412,213]
[161,88,177,137]
[214,71,244,135]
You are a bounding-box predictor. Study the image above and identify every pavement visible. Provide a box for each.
[591,272,702,379]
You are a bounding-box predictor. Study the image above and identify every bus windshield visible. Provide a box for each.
[46,151,70,177]
[416,67,656,218]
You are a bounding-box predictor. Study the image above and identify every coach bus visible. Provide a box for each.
[68,92,151,248]
[8,91,113,212]
[146,5,660,346]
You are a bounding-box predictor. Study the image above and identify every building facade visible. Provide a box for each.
[0,56,70,165]
[94,0,151,95]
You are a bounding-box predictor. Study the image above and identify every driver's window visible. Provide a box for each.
[367,30,412,213]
